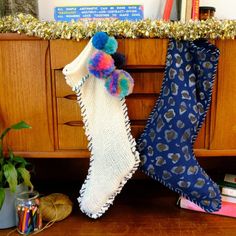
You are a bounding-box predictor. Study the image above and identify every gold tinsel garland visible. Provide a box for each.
[0,13,236,40]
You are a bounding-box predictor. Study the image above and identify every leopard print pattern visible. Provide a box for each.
[138,39,221,212]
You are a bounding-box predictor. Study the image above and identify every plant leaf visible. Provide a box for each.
[0,170,3,184]
[13,156,27,166]
[9,149,14,161]
[10,121,31,130]
[0,121,31,141]
[3,163,17,192]
[0,127,10,141]
[0,143,3,158]
[17,167,33,189]
[0,187,5,210]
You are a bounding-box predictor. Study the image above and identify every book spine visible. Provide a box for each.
[222,187,236,197]
[224,174,236,184]
[222,195,236,204]
[185,0,193,21]
[163,0,174,21]
[192,0,199,20]
[180,0,187,22]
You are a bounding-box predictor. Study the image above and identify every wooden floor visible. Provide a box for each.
[1,180,236,236]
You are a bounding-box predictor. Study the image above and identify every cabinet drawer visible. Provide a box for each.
[58,125,88,149]
[129,69,164,94]
[50,39,125,69]
[55,70,75,97]
[125,39,168,67]
[55,69,164,98]
[57,98,82,124]
[57,122,205,150]
[58,124,145,150]
[50,40,89,69]
[57,95,157,124]
[126,96,157,120]
[50,39,167,69]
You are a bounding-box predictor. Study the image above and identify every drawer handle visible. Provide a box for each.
[64,95,77,100]
[64,121,83,126]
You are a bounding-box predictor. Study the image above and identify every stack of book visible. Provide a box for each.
[178,174,236,218]
[180,0,200,21]
[219,174,236,204]
[163,0,200,21]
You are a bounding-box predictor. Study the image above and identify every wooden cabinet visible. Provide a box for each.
[0,34,54,154]
[50,38,205,158]
[0,34,235,158]
[209,40,236,151]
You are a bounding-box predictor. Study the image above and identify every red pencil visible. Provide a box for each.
[163,0,174,21]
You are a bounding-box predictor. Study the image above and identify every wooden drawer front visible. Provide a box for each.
[125,39,168,67]
[50,40,89,70]
[50,39,125,69]
[55,69,164,97]
[58,95,157,124]
[58,125,88,149]
[55,70,75,97]
[50,39,167,69]
[129,69,164,94]
[57,98,82,124]
[59,125,145,149]
[194,125,205,149]
[56,96,205,149]
[126,96,157,120]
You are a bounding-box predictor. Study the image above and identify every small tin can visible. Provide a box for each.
[199,6,216,20]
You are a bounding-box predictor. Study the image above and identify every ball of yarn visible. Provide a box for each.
[92,32,109,50]
[111,52,126,69]
[105,70,134,99]
[88,51,115,79]
[103,37,118,54]
[40,193,73,222]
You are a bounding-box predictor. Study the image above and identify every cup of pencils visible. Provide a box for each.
[15,191,42,235]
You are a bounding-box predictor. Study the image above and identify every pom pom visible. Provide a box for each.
[92,32,109,50]
[111,52,126,68]
[103,37,118,54]
[40,193,73,222]
[105,70,134,98]
[88,51,115,79]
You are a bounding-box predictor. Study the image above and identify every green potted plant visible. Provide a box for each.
[0,121,33,229]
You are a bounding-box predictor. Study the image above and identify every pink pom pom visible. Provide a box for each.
[88,51,115,79]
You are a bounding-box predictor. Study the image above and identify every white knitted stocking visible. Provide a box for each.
[63,40,140,219]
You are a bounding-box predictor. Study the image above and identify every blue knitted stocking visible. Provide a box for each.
[138,39,221,212]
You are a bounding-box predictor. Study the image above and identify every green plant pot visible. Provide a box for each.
[0,184,27,229]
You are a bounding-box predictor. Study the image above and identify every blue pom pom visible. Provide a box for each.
[111,52,126,68]
[103,37,118,54]
[92,32,109,50]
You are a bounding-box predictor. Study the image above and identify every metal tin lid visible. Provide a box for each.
[199,6,216,12]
